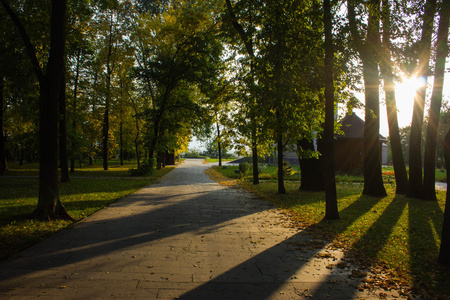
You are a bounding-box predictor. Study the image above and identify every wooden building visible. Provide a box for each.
[335,114,387,172]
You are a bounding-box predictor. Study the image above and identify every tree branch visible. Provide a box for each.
[0,0,44,83]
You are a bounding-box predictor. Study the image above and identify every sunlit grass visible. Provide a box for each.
[0,165,174,262]
[212,166,450,298]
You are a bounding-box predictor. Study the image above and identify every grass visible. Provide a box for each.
[205,158,236,163]
[212,166,450,298]
[0,160,174,262]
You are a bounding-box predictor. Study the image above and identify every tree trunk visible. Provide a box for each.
[120,121,124,166]
[408,0,437,198]
[0,77,7,174]
[361,0,386,197]
[298,139,323,191]
[216,122,222,167]
[438,128,450,266]
[32,0,72,220]
[277,131,285,194]
[70,47,81,174]
[347,0,386,197]
[102,105,109,171]
[59,74,70,182]
[422,0,449,201]
[380,0,408,195]
[323,0,339,219]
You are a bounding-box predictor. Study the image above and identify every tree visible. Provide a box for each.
[0,77,6,174]
[224,0,260,184]
[348,0,386,197]
[379,0,408,195]
[408,0,436,198]
[438,128,450,266]
[323,0,339,219]
[133,0,224,166]
[422,0,450,201]
[0,0,72,219]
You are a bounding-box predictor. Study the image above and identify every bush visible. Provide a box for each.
[239,162,251,178]
[128,159,156,176]
[276,160,294,176]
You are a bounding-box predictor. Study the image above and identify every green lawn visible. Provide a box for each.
[0,160,174,262]
[212,166,450,298]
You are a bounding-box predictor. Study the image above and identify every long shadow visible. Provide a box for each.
[408,197,445,293]
[0,161,397,299]
[311,195,408,298]
[0,161,273,284]
[176,191,385,299]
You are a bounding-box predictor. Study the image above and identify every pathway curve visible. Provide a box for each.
[0,159,405,299]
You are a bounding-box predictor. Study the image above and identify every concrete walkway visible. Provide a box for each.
[0,159,404,299]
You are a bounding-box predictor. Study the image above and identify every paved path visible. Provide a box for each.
[0,159,404,299]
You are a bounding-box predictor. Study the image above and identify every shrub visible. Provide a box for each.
[276,160,293,176]
[239,162,251,178]
[128,159,156,176]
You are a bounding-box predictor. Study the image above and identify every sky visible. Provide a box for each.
[354,71,450,138]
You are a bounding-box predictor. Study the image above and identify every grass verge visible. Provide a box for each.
[0,165,174,263]
[211,166,450,298]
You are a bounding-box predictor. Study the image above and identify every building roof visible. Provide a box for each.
[336,114,387,142]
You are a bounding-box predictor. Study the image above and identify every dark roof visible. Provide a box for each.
[336,113,387,142]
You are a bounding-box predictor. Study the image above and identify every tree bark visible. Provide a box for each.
[362,0,386,197]
[70,47,81,173]
[348,0,386,197]
[438,128,450,266]
[408,0,437,198]
[59,73,70,182]
[0,77,7,174]
[33,0,72,219]
[216,122,222,167]
[298,139,323,191]
[380,0,408,195]
[323,0,339,219]
[277,128,285,194]
[422,0,449,201]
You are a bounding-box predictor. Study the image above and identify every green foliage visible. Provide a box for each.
[276,160,294,176]
[238,162,251,177]
[128,159,156,176]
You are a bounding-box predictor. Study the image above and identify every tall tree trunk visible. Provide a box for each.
[423,0,450,201]
[33,0,72,219]
[323,0,339,219]
[216,122,222,167]
[348,0,386,197]
[59,73,70,182]
[362,0,386,197]
[298,138,323,191]
[277,128,285,194]
[70,47,81,173]
[0,77,7,174]
[380,0,408,195]
[439,128,450,266]
[408,0,437,198]
[120,121,124,166]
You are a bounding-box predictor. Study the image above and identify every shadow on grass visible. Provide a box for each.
[408,198,450,296]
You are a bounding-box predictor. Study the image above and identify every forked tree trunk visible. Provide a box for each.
[32,0,72,219]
